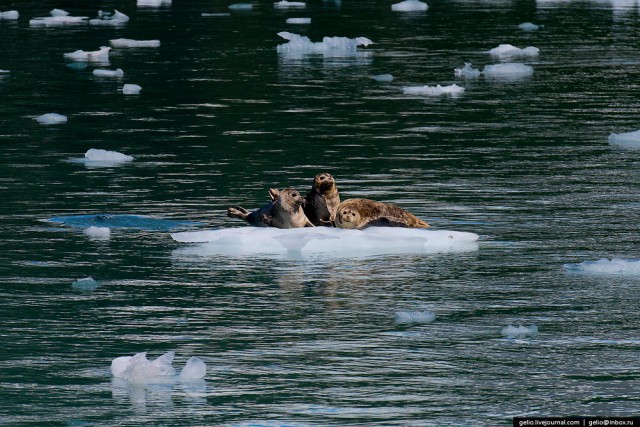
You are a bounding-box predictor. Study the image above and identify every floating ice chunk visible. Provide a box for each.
[36,113,67,125]
[564,258,640,275]
[72,277,100,291]
[0,10,19,20]
[502,324,538,338]
[286,17,311,24]
[483,63,533,80]
[83,226,111,240]
[110,38,161,48]
[138,0,172,6]
[519,22,542,31]
[402,83,464,96]
[229,3,253,10]
[277,31,373,57]
[64,46,110,62]
[0,69,10,74]
[111,351,206,383]
[454,62,481,79]
[85,148,134,164]
[608,129,640,149]
[89,10,129,26]
[488,44,539,58]
[93,68,124,78]
[50,9,69,16]
[274,1,306,8]
[373,74,394,82]
[122,84,142,95]
[395,310,436,324]
[179,357,207,380]
[46,214,202,231]
[171,227,479,258]
[30,10,89,27]
[392,0,429,12]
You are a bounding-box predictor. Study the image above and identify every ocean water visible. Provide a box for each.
[1,0,640,425]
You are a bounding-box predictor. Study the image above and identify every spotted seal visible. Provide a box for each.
[227,188,314,229]
[334,198,429,229]
[270,173,340,226]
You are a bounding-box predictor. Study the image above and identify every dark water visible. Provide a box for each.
[2,0,640,425]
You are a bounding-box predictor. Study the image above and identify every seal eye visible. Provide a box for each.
[292,191,299,197]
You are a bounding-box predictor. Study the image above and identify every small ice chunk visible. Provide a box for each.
[36,113,67,125]
[93,68,124,78]
[202,13,231,17]
[229,3,254,10]
[122,84,142,95]
[30,10,89,27]
[454,62,481,79]
[277,32,373,57]
[519,22,542,31]
[274,1,306,8]
[392,0,428,12]
[0,69,10,74]
[373,74,394,82]
[89,9,129,26]
[608,129,640,149]
[564,258,640,275]
[138,0,172,6]
[85,148,134,163]
[83,226,111,240]
[63,46,110,62]
[402,83,464,96]
[286,17,311,24]
[395,310,436,324]
[179,356,207,380]
[0,10,19,20]
[50,9,69,17]
[501,324,538,338]
[72,277,100,291]
[488,43,539,58]
[483,63,533,80]
[110,38,161,48]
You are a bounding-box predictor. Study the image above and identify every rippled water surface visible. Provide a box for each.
[2,0,640,425]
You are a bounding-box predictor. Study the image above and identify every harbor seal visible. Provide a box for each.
[271,173,340,226]
[227,188,314,229]
[334,198,429,230]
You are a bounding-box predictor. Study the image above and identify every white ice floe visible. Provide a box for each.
[51,8,69,16]
[229,3,254,10]
[29,9,89,27]
[608,129,640,149]
[83,226,111,240]
[454,62,481,79]
[392,0,428,11]
[274,1,306,8]
[138,0,172,6]
[36,113,67,125]
[501,325,538,338]
[402,83,465,96]
[488,44,539,58]
[89,10,129,26]
[93,68,124,78]
[84,148,134,164]
[0,10,19,20]
[63,46,110,62]
[564,258,640,275]
[122,84,142,95]
[172,227,479,258]
[395,310,436,324]
[72,277,100,291]
[277,31,373,57]
[286,17,311,24]
[483,63,533,80]
[373,74,394,82]
[111,351,206,383]
[519,22,542,31]
[110,38,161,48]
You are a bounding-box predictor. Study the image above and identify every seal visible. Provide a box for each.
[271,173,340,226]
[334,198,429,230]
[227,188,314,229]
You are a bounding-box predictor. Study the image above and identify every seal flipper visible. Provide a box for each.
[268,188,280,202]
[227,206,250,221]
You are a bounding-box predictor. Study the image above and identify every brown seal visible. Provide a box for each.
[334,198,429,230]
[271,173,340,226]
[227,188,314,229]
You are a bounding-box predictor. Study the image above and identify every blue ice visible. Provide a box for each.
[45,214,202,231]
[564,258,640,275]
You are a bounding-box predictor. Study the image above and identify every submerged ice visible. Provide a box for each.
[564,258,640,275]
[276,32,373,57]
[46,214,202,231]
[286,17,311,24]
[72,277,100,291]
[111,351,206,383]
[608,129,640,149]
[83,226,111,240]
[502,325,538,338]
[395,310,436,324]
[93,68,124,78]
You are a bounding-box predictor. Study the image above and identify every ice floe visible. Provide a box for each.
[402,83,465,96]
[83,226,111,240]
[274,1,306,8]
[608,129,640,149]
[89,10,129,26]
[519,22,542,31]
[72,277,100,291]
[395,310,436,324]
[373,74,394,82]
[29,9,89,27]
[111,351,206,384]
[36,113,67,125]
[454,62,481,79]
[110,38,161,48]
[277,32,373,57]
[63,46,110,62]
[501,325,538,338]
[47,214,202,231]
[229,3,254,10]
[138,0,172,6]
[122,84,142,95]
[564,258,640,275]
[85,148,134,164]
[286,17,311,24]
[0,10,19,20]
[0,69,9,74]
[93,68,124,78]
[483,63,534,80]
[487,44,539,58]
[392,0,429,12]
[171,227,479,258]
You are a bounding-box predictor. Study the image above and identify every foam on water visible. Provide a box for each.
[229,3,254,10]
[171,227,479,258]
[373,74,394,82]
[608,129,640,149]
[0,11,19,20]
[564,258,640,275]
[83,226,111,240]
[110,38,161,48]
[72,277,100,291]
[483,63,533,80]
[36,113,67,125]
[89,10,129,26]
[395,310,436,324]
[454,63,481,79]
[501,325,538,338]
[276,32,373,57]
[519,22,542,31]
[122,84,142,95]
[46,214,202,231]
[392,0,429,11]
[111,351,206,383]
[402,83,465,96]
[274,1,306,8]
[93,68,124,78]
[286,17,311,24]
[63,46,110,62]
[487,44,539,58]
